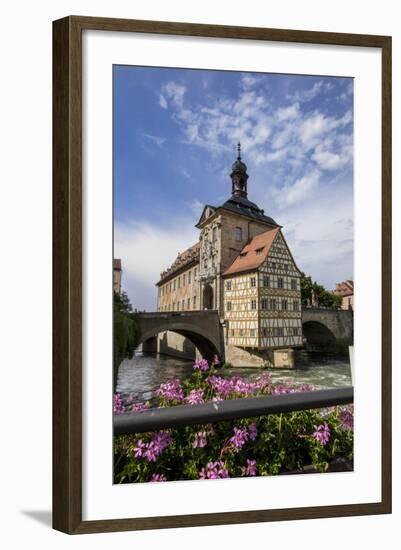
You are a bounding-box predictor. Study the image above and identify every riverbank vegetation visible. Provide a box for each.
[114,358,353,483]
[113,291,141,387]
[301,273,343,309]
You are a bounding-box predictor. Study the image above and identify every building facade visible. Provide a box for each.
[333,280,354,310]
[113,258,122,294]
[156,144,302,367]
[157,243,200,312]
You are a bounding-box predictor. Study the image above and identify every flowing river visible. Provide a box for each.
[116,349,352,404]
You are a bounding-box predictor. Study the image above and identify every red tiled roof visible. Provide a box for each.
[334,280,354,297]
[159,242,200,282]
[223,228,280,276]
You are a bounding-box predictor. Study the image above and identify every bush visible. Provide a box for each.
[113,359,353,483]
[113,291,141,388]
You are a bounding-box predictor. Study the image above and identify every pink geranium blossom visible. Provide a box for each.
[185,389,204,405]
[150,473,167,482]
[312,423,331,446]
[199,461,229,479]
[244,459,257,476]
[193,359,210,372]
[193,431,207,448]
[113,393,125,414]
[248,423,258,441]
[339,405,354,431]
[230,427,249,449]
[155,379,184,402]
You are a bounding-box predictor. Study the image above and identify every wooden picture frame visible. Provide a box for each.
[53,15,392,534]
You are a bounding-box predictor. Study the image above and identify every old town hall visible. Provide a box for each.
[156,144,302,367]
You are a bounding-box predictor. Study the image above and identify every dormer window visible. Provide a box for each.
[239,252,247,258]
[255,247,264,255]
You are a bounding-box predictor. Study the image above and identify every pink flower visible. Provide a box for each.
[207,375,233,398]
[143,431,172,462]
[199,461,229,479]
[193,359,210,372]
[312,423,331,446]
[298,384,315,393]
[230,427,249,449]
[155,379,184,402]
[273,383,295,395]
[339,405,354,431]
[231,376,258,396]
[113,393,125,414]
[185,389,205,405]
[150,473,167,482]
[244,459,257,476]
[133,439,146,458]
[248,423,258,441]
[193,431,207,448]
[143,441,158,462]
[132,401,149,412]
[255,373,272,392]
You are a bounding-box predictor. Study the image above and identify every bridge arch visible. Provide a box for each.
[302,320,337,352]
[301,307,353,353]
[137,311,224,362]
[140,326,220,362]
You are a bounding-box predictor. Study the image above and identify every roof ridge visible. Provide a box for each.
[223,228,280,276]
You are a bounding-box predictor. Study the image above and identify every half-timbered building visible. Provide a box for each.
[156,144,303,366]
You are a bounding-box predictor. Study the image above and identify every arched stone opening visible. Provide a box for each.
[302,321,337,352]
[140,328,220,363]
[202,284,214,310]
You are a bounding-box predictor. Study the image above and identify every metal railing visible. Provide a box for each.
[114,386,353,435]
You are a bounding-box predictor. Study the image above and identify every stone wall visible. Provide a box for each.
[225,344,274,367]
[157,331,197,361]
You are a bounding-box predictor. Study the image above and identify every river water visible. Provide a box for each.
[116,349,352,404]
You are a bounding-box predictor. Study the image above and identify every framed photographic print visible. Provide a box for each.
[53,16,392,534]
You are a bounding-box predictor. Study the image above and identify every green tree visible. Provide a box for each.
[300,272,342,309]
[114,291,141,389]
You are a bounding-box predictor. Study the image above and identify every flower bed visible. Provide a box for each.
[114,357,353,483]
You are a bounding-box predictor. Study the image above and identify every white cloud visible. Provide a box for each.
[162,81,187,108]
[276,102,300,121]
[115,219,198,310]
[286,80,335,105]
[158,94,168,109]
[277,170,321,207]
[312,150,346,171]
[286,81,324,103]
[280,180,353,289]
[241,74,260,89]
[142,133,166,148]
[180,167,191,180]
[189,199,204,216]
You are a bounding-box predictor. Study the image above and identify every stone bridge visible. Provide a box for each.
[137,310,225,362]
[301,307,353,352]
[137,308,353,364]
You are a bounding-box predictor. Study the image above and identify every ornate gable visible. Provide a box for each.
[195,204,217,228]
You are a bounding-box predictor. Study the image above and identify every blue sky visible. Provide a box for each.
[114,66,353,310]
